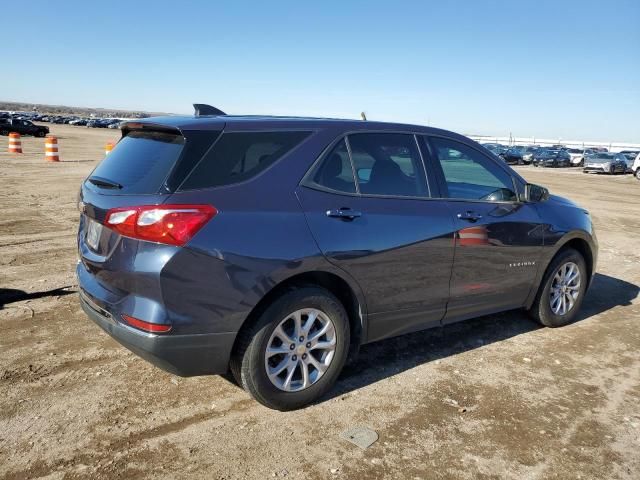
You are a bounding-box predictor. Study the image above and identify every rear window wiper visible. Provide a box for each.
[87,176,123,190]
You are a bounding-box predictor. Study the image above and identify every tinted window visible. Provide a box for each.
[348,133,428,197]
[181,131,310,190]
[311,139,356,193]
[430,137,517,202]
[88,131,185,195]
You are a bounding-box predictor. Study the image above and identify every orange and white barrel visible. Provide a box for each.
[458,226,489,246]
[8,133,22,153]
[45,136,60,162]
[105,142,114,155]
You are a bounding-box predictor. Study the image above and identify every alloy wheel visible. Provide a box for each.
[549,262,581,316]
[264,308,337,392]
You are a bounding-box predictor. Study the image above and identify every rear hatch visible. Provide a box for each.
[79,123,221,253]
[77,122,222,318]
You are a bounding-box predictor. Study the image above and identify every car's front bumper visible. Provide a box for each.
[583,164,609,173]
[80,290,235,377]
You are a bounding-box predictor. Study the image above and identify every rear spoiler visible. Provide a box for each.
[120,121,182,137]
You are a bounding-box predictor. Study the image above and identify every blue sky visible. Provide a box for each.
[3,0,639,141]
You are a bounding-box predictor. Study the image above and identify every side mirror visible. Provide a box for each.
[525,183,550,202]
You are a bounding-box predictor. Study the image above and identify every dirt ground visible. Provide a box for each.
[1,124,639,480]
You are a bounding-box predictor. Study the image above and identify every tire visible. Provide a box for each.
[609,165,615,175]
[0,129,8,136]
[37,130,46,138]
[635,169,640,181]
[528,248,588,327]
[230,287,350,410]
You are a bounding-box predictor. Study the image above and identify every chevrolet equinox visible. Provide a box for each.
[77,104,598,410]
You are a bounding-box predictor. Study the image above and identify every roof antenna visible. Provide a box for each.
[193,104,226,117]
[360,111,367,121]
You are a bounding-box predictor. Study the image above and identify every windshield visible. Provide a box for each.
[595,153,614,160]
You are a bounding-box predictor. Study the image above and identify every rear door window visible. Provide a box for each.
[348,133,428,197]
[87,130,185,195]
[180,131,311,190]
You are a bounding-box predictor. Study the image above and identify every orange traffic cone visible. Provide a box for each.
[105,142,114,155]
[8,133,22,153]
[45,136,60,162]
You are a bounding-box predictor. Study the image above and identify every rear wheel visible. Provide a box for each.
[635,169,640,180]
[37,130,46,138]
[528,248,587,327]
[0,129,8,136]
[230,287,350,410]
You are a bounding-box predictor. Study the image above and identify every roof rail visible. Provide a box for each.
[193,104,226,117]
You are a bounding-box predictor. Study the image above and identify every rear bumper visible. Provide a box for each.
[80,291,235,376]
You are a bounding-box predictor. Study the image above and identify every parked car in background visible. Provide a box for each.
[503,145,537,165]
[481,143,508,160]
[0,118,49,137]
[77,107,598,410]
[532,148,571,168]
[583,152,628,174]
[620,151,639,172]
[632,153,640,180]
[565,148,586,167]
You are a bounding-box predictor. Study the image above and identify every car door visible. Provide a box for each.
[423,136,545,324]
[297,132,455,343]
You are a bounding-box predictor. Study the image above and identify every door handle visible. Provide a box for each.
[457,211,482,222]
[326,208,362,220]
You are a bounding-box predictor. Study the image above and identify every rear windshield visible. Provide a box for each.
[179,131,311,190]
[87,131,185,194]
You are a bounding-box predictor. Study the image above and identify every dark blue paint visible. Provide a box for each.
[77,115,598,377]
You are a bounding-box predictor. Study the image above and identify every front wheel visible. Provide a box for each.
[528,248,587,327]
[635,169,640,181]
[230,287,350,410]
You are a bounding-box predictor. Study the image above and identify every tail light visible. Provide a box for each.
[105,204,217,246]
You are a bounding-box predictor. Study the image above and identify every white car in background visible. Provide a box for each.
[566,148,586,166]
[620,151,639,175]
[632,152,640,180]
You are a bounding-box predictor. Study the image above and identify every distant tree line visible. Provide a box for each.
[0,101,165,119]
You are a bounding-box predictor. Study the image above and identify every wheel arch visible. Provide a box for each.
[525,232,597,309]
[231,269,367,365]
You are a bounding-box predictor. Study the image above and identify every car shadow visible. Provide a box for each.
[0,287,76,310]
[321,272,639,402]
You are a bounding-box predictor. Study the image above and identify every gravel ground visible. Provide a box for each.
[1,125,639,479]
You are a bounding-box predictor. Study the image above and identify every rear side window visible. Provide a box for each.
[88,131,185,195]
[180,131,311,190]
